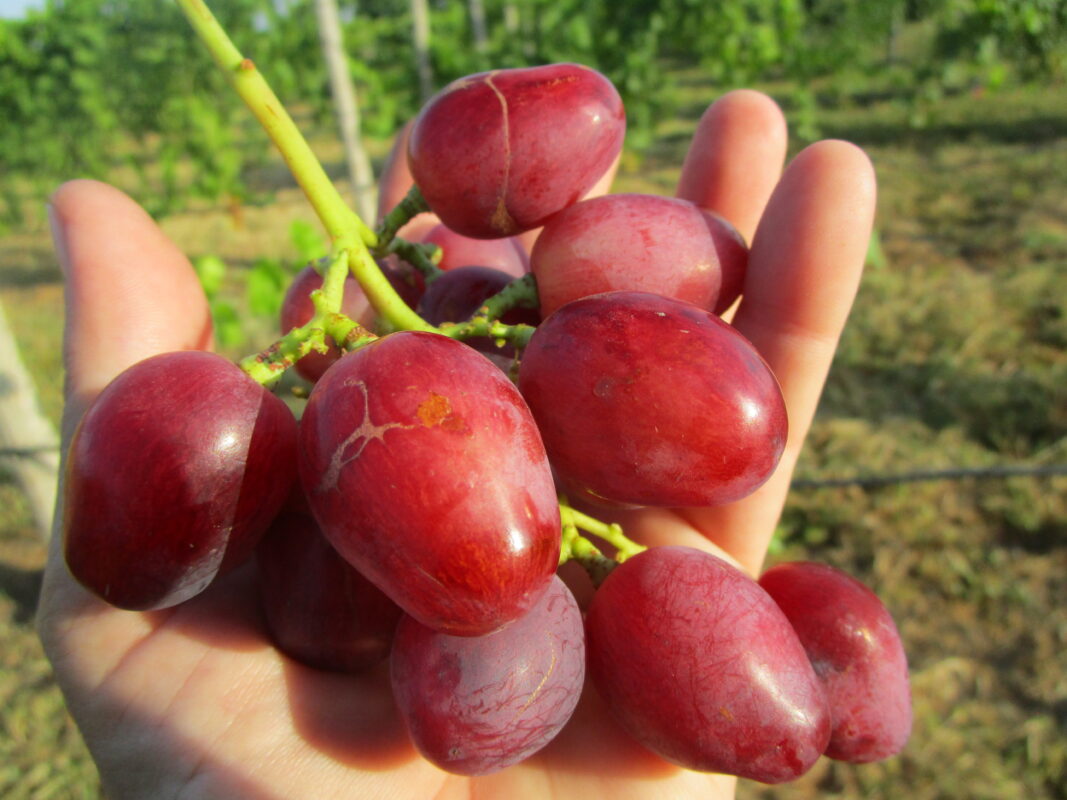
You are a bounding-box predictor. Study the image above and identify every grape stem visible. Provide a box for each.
[438,318,537,349]
[239,252,378,385]
[174,0,370,250]
[175,0,434,335]
[179,1,545,375]
[557,497,646,587]
[376,185,432,248]
[433,275,541,348]
[388,239,444,283]
[482,274,540,318]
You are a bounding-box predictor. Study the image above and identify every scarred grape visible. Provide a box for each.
[408,63,625,238]
[298,331,560,636]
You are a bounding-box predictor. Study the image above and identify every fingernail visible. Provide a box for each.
[47,202,71,277]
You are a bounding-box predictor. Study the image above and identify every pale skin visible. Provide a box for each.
[37,90,876,799]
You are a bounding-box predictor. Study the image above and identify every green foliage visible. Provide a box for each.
[192,219,326,351]
[1,0,1064,230]
[289,218,328,263]
[933,0,1067,80]
[246,258,290,317]
[0,0,280,227]
[193,254,243,349]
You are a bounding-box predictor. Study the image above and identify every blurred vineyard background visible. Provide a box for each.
[1,0,1065,797]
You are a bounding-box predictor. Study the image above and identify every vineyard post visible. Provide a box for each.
[411,0,434,102]
[0,301,59,541]
[313,0,376,223]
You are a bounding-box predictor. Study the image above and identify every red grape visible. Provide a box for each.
[530,193,747,317]
[759,562,912,763]
[585,546,831,783]
[298,331,560,636]
[704,210,749,314]
[390,575,584,775]
[517,291,787,507]
[63,351,298,610]
[420,222,529,277]
[408,63,625,238]
[256,509,402,673]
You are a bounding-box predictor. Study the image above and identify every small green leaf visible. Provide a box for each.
[246,258,288,317]
[289,219,326,264]
[210,300,244,349]
[866,229,888,270]
[193,255,227,297]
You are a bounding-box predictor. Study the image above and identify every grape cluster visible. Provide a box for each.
[61,63,910,782]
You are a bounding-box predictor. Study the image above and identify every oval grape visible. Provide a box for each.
[585,546,831,783]
[408,63,625,238]
[298,331,561,636]
[531,193,747,317]
[63,351,298,610]
[518,291,787,507]
[256,508,402,673]
[759,561,912,763]
[391,575,585,775]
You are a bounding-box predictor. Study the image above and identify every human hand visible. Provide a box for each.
[36,89,874,799]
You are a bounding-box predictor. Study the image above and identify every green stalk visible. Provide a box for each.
[176,0,435,334]
[239,252,378,385]
[349,245,437,333]
[175,0,371,249]
[558,511,617,587]
[376,185,432,248]
[438,317,536,349]
[388,238,444,283]
[558,497,646,566]
[480,273,540,319]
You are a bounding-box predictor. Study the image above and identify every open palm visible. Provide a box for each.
[37,90,874,799]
